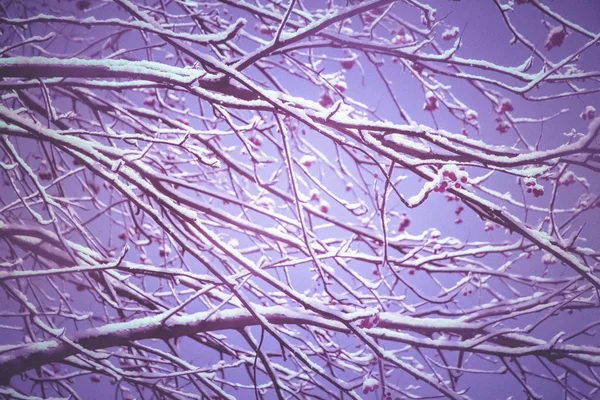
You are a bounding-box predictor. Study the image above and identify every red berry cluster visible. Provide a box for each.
[432,181,449,193]
[319,91,334,107]
[495,120,510,134]
[362,377,380,395]
[159,245,171,257]
[249,135,262,147]
[392,29,413,45]
[433,166,469,192]
[358,313,380,329]
[523,177,544,197]
[463,109,479,128]
[465,109,478,122]
[496,98,514,114]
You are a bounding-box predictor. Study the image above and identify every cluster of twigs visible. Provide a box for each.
[0,0,599,399]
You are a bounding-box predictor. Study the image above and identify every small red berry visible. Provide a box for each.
[260,24,274,35]
[497,98,514,114]
[334,81,347,93]
[319,201,329,213]
[300,155,317,167]
[249,136,262,146]
[143,96,156,107]
[309,189,319,201]
[39,171,52,181]
[545,26,566,50]
[159,246,171,257]
[319,92,333,107]
[341,58,355,69]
